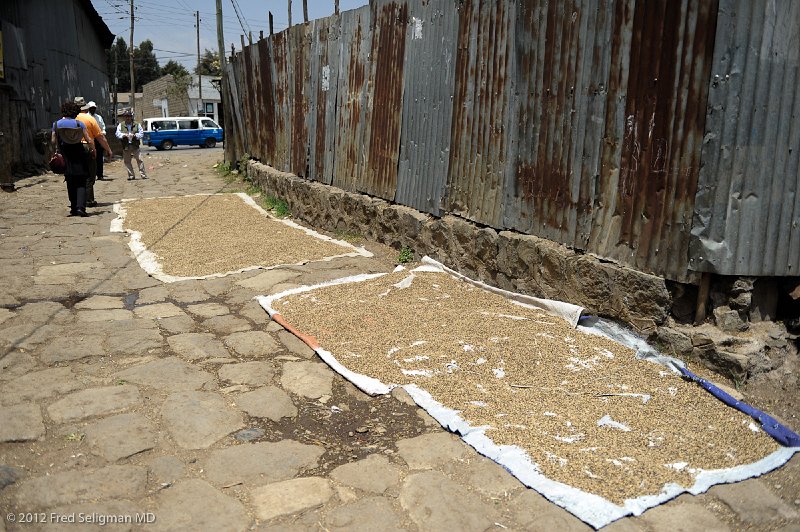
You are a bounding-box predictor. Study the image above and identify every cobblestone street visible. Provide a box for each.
[1,147,798,531]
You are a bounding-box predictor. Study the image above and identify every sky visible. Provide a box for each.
[94,0,370,70]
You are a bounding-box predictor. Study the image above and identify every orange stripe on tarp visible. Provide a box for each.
[271,313,321,350]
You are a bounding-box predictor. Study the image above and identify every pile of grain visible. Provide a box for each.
[122,194,353,277]
[274,270,779,504]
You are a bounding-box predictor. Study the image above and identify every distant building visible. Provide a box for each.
[137,74,222,123]
[0,0,114,185]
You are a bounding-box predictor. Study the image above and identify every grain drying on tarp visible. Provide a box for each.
[122,194,353,277]
[273,270,779,504]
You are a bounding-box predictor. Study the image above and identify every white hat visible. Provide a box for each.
[86,101,97,108]
[74,96,86,106]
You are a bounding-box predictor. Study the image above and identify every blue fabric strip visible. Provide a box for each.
[678,366,800,447]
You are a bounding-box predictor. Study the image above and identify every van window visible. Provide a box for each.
[152,120,177,131]
[201,119,221,129]
[179,120,199,130]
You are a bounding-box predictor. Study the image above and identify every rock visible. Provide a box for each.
[400,471,500,530]
[730,291,752,311]
[39,335,105,363]
[325,496,406,532]
[148,456,185,485]
[47,385,141,423]
[250,477,333,522]
[204,440,324,487]
[115,357,216,391]
[330,454,401,494]
[74,295,125,310]
[235,386,297,421]
[507,489,599,531]
[0,465,23,489]
[454,455,524,497]
[168,285,210,304]
[186,303,230,318]
[77,309,134,322]
[223,331,280,358]
[167,332,229,361]
[133,303,185,319]
[235,269,301,291]
[234,428,265,441]
[655,327,693,357]
[84,413,156,461]
[280,361,334,399]
[639,502,731,531]
[161,391,243,449]
[104,327,163,357]
[396,432,469,469]
[13,465,147,509]
[156,315,197,334]
[48,500,141,532]
[714,306,749,333]
[201,315,251,334]
[277,330,315,358]
[0,351,36,381]
[712,480,799,524]
[0,403,45,442]
[151,479,249,532]
[0,367,81,406]
[219,361,275,385]
[137,286,169,304]
[391,386,417,406]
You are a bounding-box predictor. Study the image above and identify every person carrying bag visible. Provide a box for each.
[51,100,94,217]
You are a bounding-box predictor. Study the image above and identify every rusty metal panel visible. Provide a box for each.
[332,6,372,193]
[358,0,408,200]
[308,17,341,185]
[271,31,292,172]
[257,37,277,162]
[287,24,311,176]
[690,0,800,276]
[587,0,717,282]
[446,0,516,228]
[396,0,458,216]
[504,0,618,248]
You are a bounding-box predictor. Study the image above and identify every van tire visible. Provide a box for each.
[155,145,165,151]
[162,140,174,150]
[204,138,217,148]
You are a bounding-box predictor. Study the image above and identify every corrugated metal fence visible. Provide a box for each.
[224,0,800,282]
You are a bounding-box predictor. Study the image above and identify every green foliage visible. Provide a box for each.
[195,49,223,76]
[106,37,165,92]
[397,246,414,264]
[334,230,365,245]
[264,195,291,218]
[162,60,190,78]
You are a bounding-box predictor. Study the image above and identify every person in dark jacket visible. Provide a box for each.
[51,100,95,217]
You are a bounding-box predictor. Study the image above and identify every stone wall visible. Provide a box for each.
[248,161,672,331]
[138,75,191,121]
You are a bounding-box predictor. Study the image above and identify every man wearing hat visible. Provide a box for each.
[115,110,148,180]
[86,101,108,181]
[75,97,113,207]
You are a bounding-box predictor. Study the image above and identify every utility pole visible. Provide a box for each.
[129,0,135,117]
[197,11,203,117]
[216,0,226,70]
[335,0,339,15]
[269,11,274,35]
[288,0,292,28]
[303,0,308,23]
[113,49,118,124]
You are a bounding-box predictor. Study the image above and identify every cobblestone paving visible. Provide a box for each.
[1,147,798,531]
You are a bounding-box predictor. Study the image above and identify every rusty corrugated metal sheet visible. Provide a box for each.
[271,31,292,172]
[308,17,341,184]
[289,24,312,176]
[396,0,458,216]
[257,37,277,162]
[332,6,372,193]
[588,0,717,282]
[690,0,800,276]
[446,0,515,228]
[504,0,618,248]
[359,0,408,200]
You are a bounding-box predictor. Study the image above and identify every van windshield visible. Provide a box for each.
[202,119,221,129]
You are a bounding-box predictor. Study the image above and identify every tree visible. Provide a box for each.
[134,40,162,90]
[194,49,222,76]
[107,37,130,92]
[162,60,190,78]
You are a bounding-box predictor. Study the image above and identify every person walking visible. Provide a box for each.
[86,101,109,180]
[51,100,94,217]
[115,110,148,180]
[74,97,112,207]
